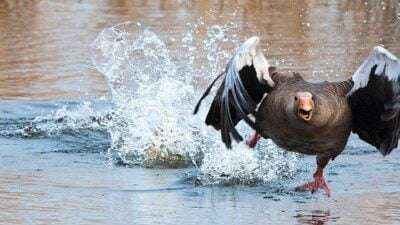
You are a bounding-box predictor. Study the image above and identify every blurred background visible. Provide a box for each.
[0,0,399,100]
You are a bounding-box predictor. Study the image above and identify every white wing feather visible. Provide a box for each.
[350,46,400,95]
[349,46,400,156]
[234,36,273,87]
[218,36,273,147]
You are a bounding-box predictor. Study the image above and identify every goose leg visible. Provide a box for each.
[295,154,331,197]
[246,132,261,148]
[295,167,331,197]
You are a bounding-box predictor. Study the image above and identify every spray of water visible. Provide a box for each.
[89,21,300,184]
[1,101,110,139]
[6,21,299,185]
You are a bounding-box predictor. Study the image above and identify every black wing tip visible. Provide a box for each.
[379,145,396,157]
[379,136,399,156]
[193,72,225,115]
[380,150,391,157]
[222,133,243,149]
[193,101,201,115]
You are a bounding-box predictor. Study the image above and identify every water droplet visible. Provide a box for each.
[208,25,225,40]
[181,33,193,47]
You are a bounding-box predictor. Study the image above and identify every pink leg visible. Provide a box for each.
[246,132,261,148]
[295,167,331,197]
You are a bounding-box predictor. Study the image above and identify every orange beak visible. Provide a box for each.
[297,96,313,121]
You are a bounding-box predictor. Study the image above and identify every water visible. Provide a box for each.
[1,1,400,224]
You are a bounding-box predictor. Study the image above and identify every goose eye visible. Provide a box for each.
[294,96,298,101]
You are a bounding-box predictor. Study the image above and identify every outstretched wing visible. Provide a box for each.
[194,36,274,148]
[348,46,400,156]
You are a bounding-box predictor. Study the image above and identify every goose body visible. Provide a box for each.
[258,76,352,161]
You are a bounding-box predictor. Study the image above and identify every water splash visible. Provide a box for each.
[31,102,109,135]
[0,100,112,154]
[1,21,299,184]
[1,21,300,184]
[0,22,297,184]
[90,21,300,184]
[178,18,240,87]
[200,140,299,185]
[91,21,206,167]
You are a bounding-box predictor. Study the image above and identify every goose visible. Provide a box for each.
[194,36,400,197]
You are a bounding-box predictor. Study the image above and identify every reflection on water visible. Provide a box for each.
[294,210,333,225]
[1,0,400,224]
[0,0,399,99]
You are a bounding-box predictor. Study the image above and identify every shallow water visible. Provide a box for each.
[1,0,400,224]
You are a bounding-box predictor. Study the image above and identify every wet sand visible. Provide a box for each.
[1,1,400,224]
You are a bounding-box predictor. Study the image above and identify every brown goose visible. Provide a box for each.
[194,37,400,197]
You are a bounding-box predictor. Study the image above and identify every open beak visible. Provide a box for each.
[297,96,313,121]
